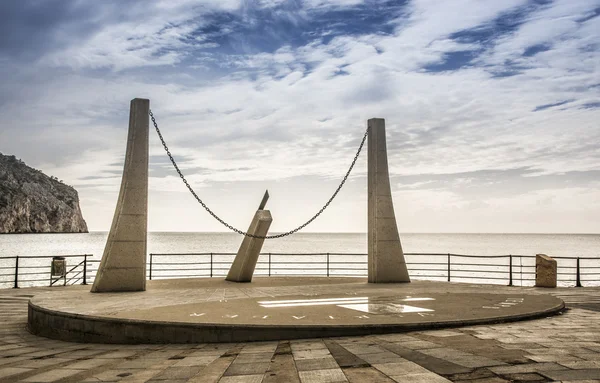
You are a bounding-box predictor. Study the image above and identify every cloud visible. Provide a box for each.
[0,0,599,233]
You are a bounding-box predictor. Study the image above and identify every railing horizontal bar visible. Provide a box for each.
[17,278,54,282]
[18,272,52,276]
[0,255,91,259]
[406,262,449,266]
[151,262,213,266]
[450,269,509,274]
[450,263,508,267]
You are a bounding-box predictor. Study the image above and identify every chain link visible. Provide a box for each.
[149,110,368,239]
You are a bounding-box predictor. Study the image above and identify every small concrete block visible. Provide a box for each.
[535,254,557,288]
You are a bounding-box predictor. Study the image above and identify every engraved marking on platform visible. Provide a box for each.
[483,297,525,310]
[339,303,434,314]
[258,297,369,308]
[190,313,206,317]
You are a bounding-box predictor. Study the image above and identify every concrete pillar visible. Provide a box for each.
[535,254,557,288]
[368,118,410,283]
[226,192,273,283]
[91,98,149,292]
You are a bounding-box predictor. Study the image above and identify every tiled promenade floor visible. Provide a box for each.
[1,285,599,383]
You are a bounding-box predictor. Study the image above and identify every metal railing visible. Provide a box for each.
[137,252,600,287]
[0,254,91,288]
[2,253,599,288]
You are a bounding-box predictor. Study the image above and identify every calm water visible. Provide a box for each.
[1,232,599,288]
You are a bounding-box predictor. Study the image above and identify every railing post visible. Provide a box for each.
[149,253,153,280]
[327,253,330,277]
[447,253,450,282]
[576,257,582,287]
[14,256,19,289]
[508,254,513,286]
[210,253,213,278]
[268,253,271,277]
[82,254,88,285]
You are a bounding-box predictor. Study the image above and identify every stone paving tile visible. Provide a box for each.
[172,355,221,367]
[323,340,370,369]
[540,368,600,380]
[372,361,431,376]
[63,357,115,369]
[263,341,300,383]
[234,351,273,363]
[526,353,584,363]
[360,351,405,364]
[224,362,271,376]
[488,362,569,374]
[116,358,178,369]
[239,342,278,353]
[342,367,396,382]
[379,342,472,375]
[296,357,339,371]
[425,330,464,338]
[0,367,32,379]
[187,355,236,383]
[500,372,547,381]
[22,368,82,382]
[219,375,264,383]
[560,360,600,369]
[298,368,348,383]
[293,349,334,360]
[13,357,73,369]
[149,365,205,380]
[389,372,453,382]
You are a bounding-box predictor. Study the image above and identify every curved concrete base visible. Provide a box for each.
[28,278,564,344]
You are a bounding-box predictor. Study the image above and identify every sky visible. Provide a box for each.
[0,0,599,234]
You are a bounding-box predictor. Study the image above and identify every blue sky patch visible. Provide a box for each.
[533,99,575,112]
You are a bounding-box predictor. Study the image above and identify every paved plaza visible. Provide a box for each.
[1,282,599,382]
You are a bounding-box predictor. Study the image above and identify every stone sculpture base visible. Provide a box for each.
[29,277,565,344]
[226,210,273,283]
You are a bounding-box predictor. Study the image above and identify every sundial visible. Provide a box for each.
[29,278,564,344]
[109,292,532,326]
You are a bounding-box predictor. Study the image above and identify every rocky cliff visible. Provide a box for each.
[0,153,88,233]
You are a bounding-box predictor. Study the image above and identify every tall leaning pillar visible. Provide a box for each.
[368,118,410,283]
[91,98,149,292]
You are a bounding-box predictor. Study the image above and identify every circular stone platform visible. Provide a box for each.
[28,277,564,344]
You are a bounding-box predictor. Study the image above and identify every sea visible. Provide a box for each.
[1,232,599,288]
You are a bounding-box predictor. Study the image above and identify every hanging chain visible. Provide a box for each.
[149,110,368,239]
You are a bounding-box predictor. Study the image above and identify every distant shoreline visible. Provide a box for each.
[0,231,89,235]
